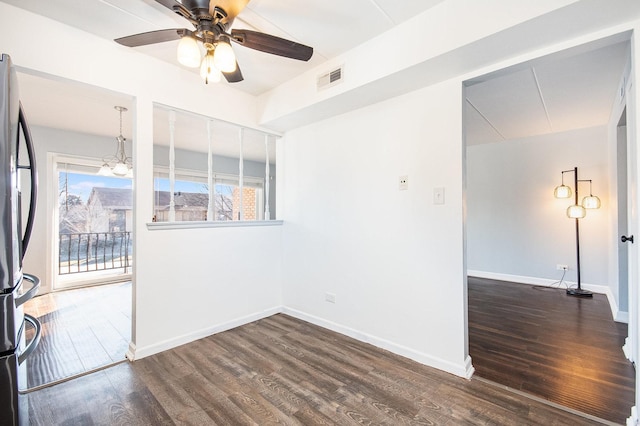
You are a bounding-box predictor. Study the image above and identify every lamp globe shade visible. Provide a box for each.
[582,195,601,209]
[200,50,221,83]
[177,36,200,68]
[213,40,236,73]
[554,184,572,199]
[567,204,586,219]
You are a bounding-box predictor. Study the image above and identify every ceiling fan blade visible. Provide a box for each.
[115,29,188,47]
[230,29,313,61]
[211,0,251,23]
[223,62,244,83]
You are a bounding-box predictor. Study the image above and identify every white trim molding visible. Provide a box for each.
[128,306,282,360]
[467,270,628,323]
[282,307,475,379]
[147,219,283,231]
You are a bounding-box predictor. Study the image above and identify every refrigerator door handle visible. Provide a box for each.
[17,102,37,259]
[18,314,41,365]
[15,273,40,307]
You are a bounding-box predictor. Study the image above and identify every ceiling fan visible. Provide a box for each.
[115,0,314,84]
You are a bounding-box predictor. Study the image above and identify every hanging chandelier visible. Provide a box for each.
[98,106,132,178]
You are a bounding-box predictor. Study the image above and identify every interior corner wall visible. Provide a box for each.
[280,79,469,377]
[466,126,610,290]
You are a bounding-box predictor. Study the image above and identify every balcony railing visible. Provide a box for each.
[59,232,132,275]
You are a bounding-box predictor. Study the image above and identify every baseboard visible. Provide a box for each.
[129,306,283,360]
[467,270,608,294]
[468,270,628,323]
[623,337,632,362]
[129,304,475,380]
[616,311,630,323]
[468,270,562,287]
[282,307,474,379]
[627,405,637,426]
[125,342,136,361]
[603,286,630,324]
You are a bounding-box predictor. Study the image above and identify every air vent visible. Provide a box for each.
[317,66,344,91]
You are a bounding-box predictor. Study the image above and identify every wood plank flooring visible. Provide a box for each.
[27,314,606,425]
[468,276,635,424]
[23,282,131,389]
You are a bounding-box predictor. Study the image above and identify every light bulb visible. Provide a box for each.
[112,162,129,176]
[582,195,601,209]
[98,164,114,177]
[567,204,586,219]
[200,50,221,84]
[554,184,572,199]
[177,36,201,68]
[213,39,236,73]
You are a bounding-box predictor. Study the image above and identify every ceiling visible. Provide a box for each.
[16,71,275,162]
[465,39,630,145]
[2,0,446,96]
[5,0,446,160]
[3,0,632,155]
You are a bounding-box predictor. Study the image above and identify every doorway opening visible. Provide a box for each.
[21,154,133,391]
[463,34,635,424]
[55,160,132,290]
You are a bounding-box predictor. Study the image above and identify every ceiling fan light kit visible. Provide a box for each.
[200,49,221,83]
[115,0,314,84]
[177,35,201,68]
[213,37,236,73]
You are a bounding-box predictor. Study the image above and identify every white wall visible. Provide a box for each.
[280,80,470,377]
[0,2,283,360]
[20,125,280,296]
[133,224,282,358]
[5,3,640,407]
[466,127,610,291]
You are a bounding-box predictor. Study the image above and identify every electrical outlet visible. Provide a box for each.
[556,264,568,271]
[434,187,445,205]
[325,293,336,303]
[399,176,408,191]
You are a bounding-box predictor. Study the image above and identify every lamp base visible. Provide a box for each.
[566,288,593,298]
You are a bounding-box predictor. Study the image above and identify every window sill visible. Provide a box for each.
[146,220,283,231]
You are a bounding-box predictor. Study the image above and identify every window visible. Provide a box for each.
[153,105,276,224]
[152,168,264,222]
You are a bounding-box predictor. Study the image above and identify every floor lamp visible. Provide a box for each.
[553,167,601,297]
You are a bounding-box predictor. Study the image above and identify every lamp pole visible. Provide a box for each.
[572,167,584,294]
[555,167,600,297]
[568,166,592,298]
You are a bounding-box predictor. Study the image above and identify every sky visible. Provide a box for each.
[61,172,131,202]
[61,172,220,203]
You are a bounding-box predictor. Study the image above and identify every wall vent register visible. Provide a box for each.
[317,66,343,90]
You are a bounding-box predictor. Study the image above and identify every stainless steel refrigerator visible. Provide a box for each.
[0,53,42,426]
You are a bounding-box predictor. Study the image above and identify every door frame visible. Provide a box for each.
[48,153,133,291]
[462,30,639,424]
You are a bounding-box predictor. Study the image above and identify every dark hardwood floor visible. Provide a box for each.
[23,281,131,390]
[468,276,635,424]
[27,314,605,425]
